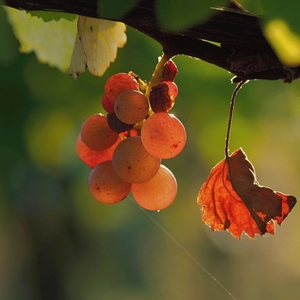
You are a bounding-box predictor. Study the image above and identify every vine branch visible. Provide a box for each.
[4,0,300,83]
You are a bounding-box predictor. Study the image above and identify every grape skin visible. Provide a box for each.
[161,80,178,99]
[162,59,178,81]
[131,165,177,210]
[149,82,175,113]
[112,136,161,183]
[88,160,132,204]
[76,134,121,168]
[81,113,119,151]
[141,113,187,159]
[107,112,134,134]
[102,94,115,113]
[104,73,139,105]
[114,90,149,124]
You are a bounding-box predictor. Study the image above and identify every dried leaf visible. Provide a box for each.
[198,148,296,239]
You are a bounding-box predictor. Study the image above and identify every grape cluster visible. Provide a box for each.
[76,57,186,210]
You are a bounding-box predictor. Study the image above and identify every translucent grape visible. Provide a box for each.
[76,134,121,168]
[88,160,131,204]
[102,94,115,113]
[81,113,119,151]
[114,90,149,124]
[131,165,177,210]
[161,80,178,99]
[141,113,186,159]
[162,59,178,81]
[104,73,139,105]
[112,136,161,183]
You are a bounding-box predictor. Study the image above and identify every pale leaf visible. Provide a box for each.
[5,7,77,72]
[69,16,127,78]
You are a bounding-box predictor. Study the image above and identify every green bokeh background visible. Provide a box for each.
[1,6,300,300]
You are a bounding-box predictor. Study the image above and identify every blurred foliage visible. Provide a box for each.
[98,0,139,20]
[155,0,228,32]
[1,2,300,300]
[239,0,300,65]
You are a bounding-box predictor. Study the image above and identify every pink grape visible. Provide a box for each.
[88,160,131,204]
[112,136,161,183]
[76,134,121,168]
[114,90,149,124]
[161,80,178,99]
[141,113,186,159]
[131,165,177,210]
[80,113,119,151]
[102,94,115,113]
[104,73,139,106]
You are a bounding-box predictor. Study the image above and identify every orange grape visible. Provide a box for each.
[88,160,131,204]
[102,94,115,113]
[131,165,177,210]
[141,113,186,159]
[104,73,139,105]
[81,113,119,151]
[112,136,161,183]
[114,90,149,124]
[161,80,178,99]
[76,134,121,168]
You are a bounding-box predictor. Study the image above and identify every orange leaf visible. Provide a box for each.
[198,148,296,239]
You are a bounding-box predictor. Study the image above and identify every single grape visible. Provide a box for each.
[114,90,149,124]
[162,59,178,81]
[104,73,139,105]
[107,112,134,134]
[149,82,175,113]
[76,134,121,168]
[81,113,119,151]
[88,160,131,204]
[131,165,177,210]
[161,80,178,99]
[112,136,161,183]
[102,94,115,113]
[141,113,187,159]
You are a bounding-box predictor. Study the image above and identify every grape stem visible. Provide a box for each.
[146,53,173,97]
[225,80,248,158]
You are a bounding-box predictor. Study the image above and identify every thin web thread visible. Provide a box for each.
[129,196,237,300]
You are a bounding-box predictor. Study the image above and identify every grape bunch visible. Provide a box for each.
[76,57,186,210]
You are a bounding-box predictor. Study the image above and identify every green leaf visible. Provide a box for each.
[98,0,139,19]
[260,0,300,35]
[155,0,228,32]
[28,11,77,22]
[264,19,300,66]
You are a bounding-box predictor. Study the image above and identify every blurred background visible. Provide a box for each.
[1,5,300,300]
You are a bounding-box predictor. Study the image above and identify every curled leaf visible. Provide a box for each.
[198,148,296,239]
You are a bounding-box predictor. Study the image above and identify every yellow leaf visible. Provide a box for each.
[5,7,77,72]
[69,16,127,78]
[264,19,300,67]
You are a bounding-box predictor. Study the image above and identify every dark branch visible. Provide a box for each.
[4,0,300,83]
